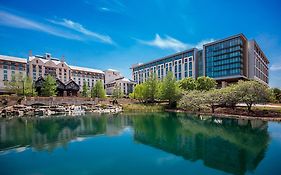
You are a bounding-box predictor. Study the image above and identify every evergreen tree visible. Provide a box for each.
[41,75,57,96]
[81,81,89,97]
[91,80,106,98]
[160,72,181,107]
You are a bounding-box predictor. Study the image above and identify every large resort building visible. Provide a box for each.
[131,34,269,87]
[0,52,134,96]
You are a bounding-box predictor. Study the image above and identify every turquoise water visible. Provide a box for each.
[0,112,281,175]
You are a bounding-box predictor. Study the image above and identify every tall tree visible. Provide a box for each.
[112,85,124,99]
[41,75,57,96]
[143,74,159,102]
[160,72,181,107]
[129,83,145,102]
[91,80,106,98]
[81,81,89,97]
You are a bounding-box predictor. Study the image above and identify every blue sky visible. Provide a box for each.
[0,0,281,87]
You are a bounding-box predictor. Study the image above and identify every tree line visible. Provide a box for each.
[129,71,278,112]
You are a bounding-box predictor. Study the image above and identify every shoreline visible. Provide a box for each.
[165,109,281,122]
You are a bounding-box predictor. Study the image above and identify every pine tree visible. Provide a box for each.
[41,75,57,96]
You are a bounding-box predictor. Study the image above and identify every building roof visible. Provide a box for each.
[106,77,135,84]
[29,56,68,66]
[203,33,247,47]
[131,48,197,69]
[69,65,104,74]
[0,55,27,63]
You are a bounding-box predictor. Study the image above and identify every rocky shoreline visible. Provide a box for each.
[0,104,123,118]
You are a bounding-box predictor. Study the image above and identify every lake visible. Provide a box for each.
[0,112,281,175]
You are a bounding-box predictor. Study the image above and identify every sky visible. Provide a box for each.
[0,0,281,87]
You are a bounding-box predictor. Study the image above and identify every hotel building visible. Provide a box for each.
[28,53,105,91]
[131,34,269,87]
[0,55,27,93]
[104,69,136,96]
[0,52,134,96]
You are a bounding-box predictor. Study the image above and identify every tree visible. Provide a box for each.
[129,83,145,102]
[272,88,281,103]
[204,89,222,113]
[160,72,181,107]
[41,75,57,96]
[91,80,106,99]
[236,80,272,111]
[179,77,196,91]
[196,76,217,91]
[112,85,124,99]
[178,90,206,111]
[81,81,89,97]
[5,74,37,96]
[143,74,159,102]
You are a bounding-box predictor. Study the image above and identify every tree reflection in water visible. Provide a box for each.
[0,112,270,175]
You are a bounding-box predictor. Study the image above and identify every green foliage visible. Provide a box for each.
[179,77,196,91]
[271,88,281,103]
[112,85,124,99]
[129,83,145,102]
[195,76,217,91]
[91,80,106,99]
[178,90,206,111]
[236,80,273,111]
[41,75,57,96]
[159,72,181,107]
[5,74,37,96]
[81,81,89,97]
[178,80,273,113]
[143,74,159,102]
[179,76,216,91]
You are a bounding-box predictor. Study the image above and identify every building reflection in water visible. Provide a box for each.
[0,113,269,175]
[133,113,269,175]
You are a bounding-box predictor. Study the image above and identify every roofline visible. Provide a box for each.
[131,48,198,69]
[203,33,248,47]
[69,65,105,74]
[0,54,27,63]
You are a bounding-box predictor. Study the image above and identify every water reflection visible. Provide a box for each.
[0,113,270,175]
[133,113,269,175]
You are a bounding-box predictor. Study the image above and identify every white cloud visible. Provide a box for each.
[137,34,214,51]
[138,34,188,52]
[0,10,82,41]
[270,64,281,71]
[194,39,215,49]
[49,18,113,44]
[100,7,111,12]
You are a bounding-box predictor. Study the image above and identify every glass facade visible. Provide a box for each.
[132,34,269,85]
[205,37,244,78]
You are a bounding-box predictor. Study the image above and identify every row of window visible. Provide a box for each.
[133,51,194,71]
[205,37,243,53]
[207,68,242,78]
[207,45,242,57]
